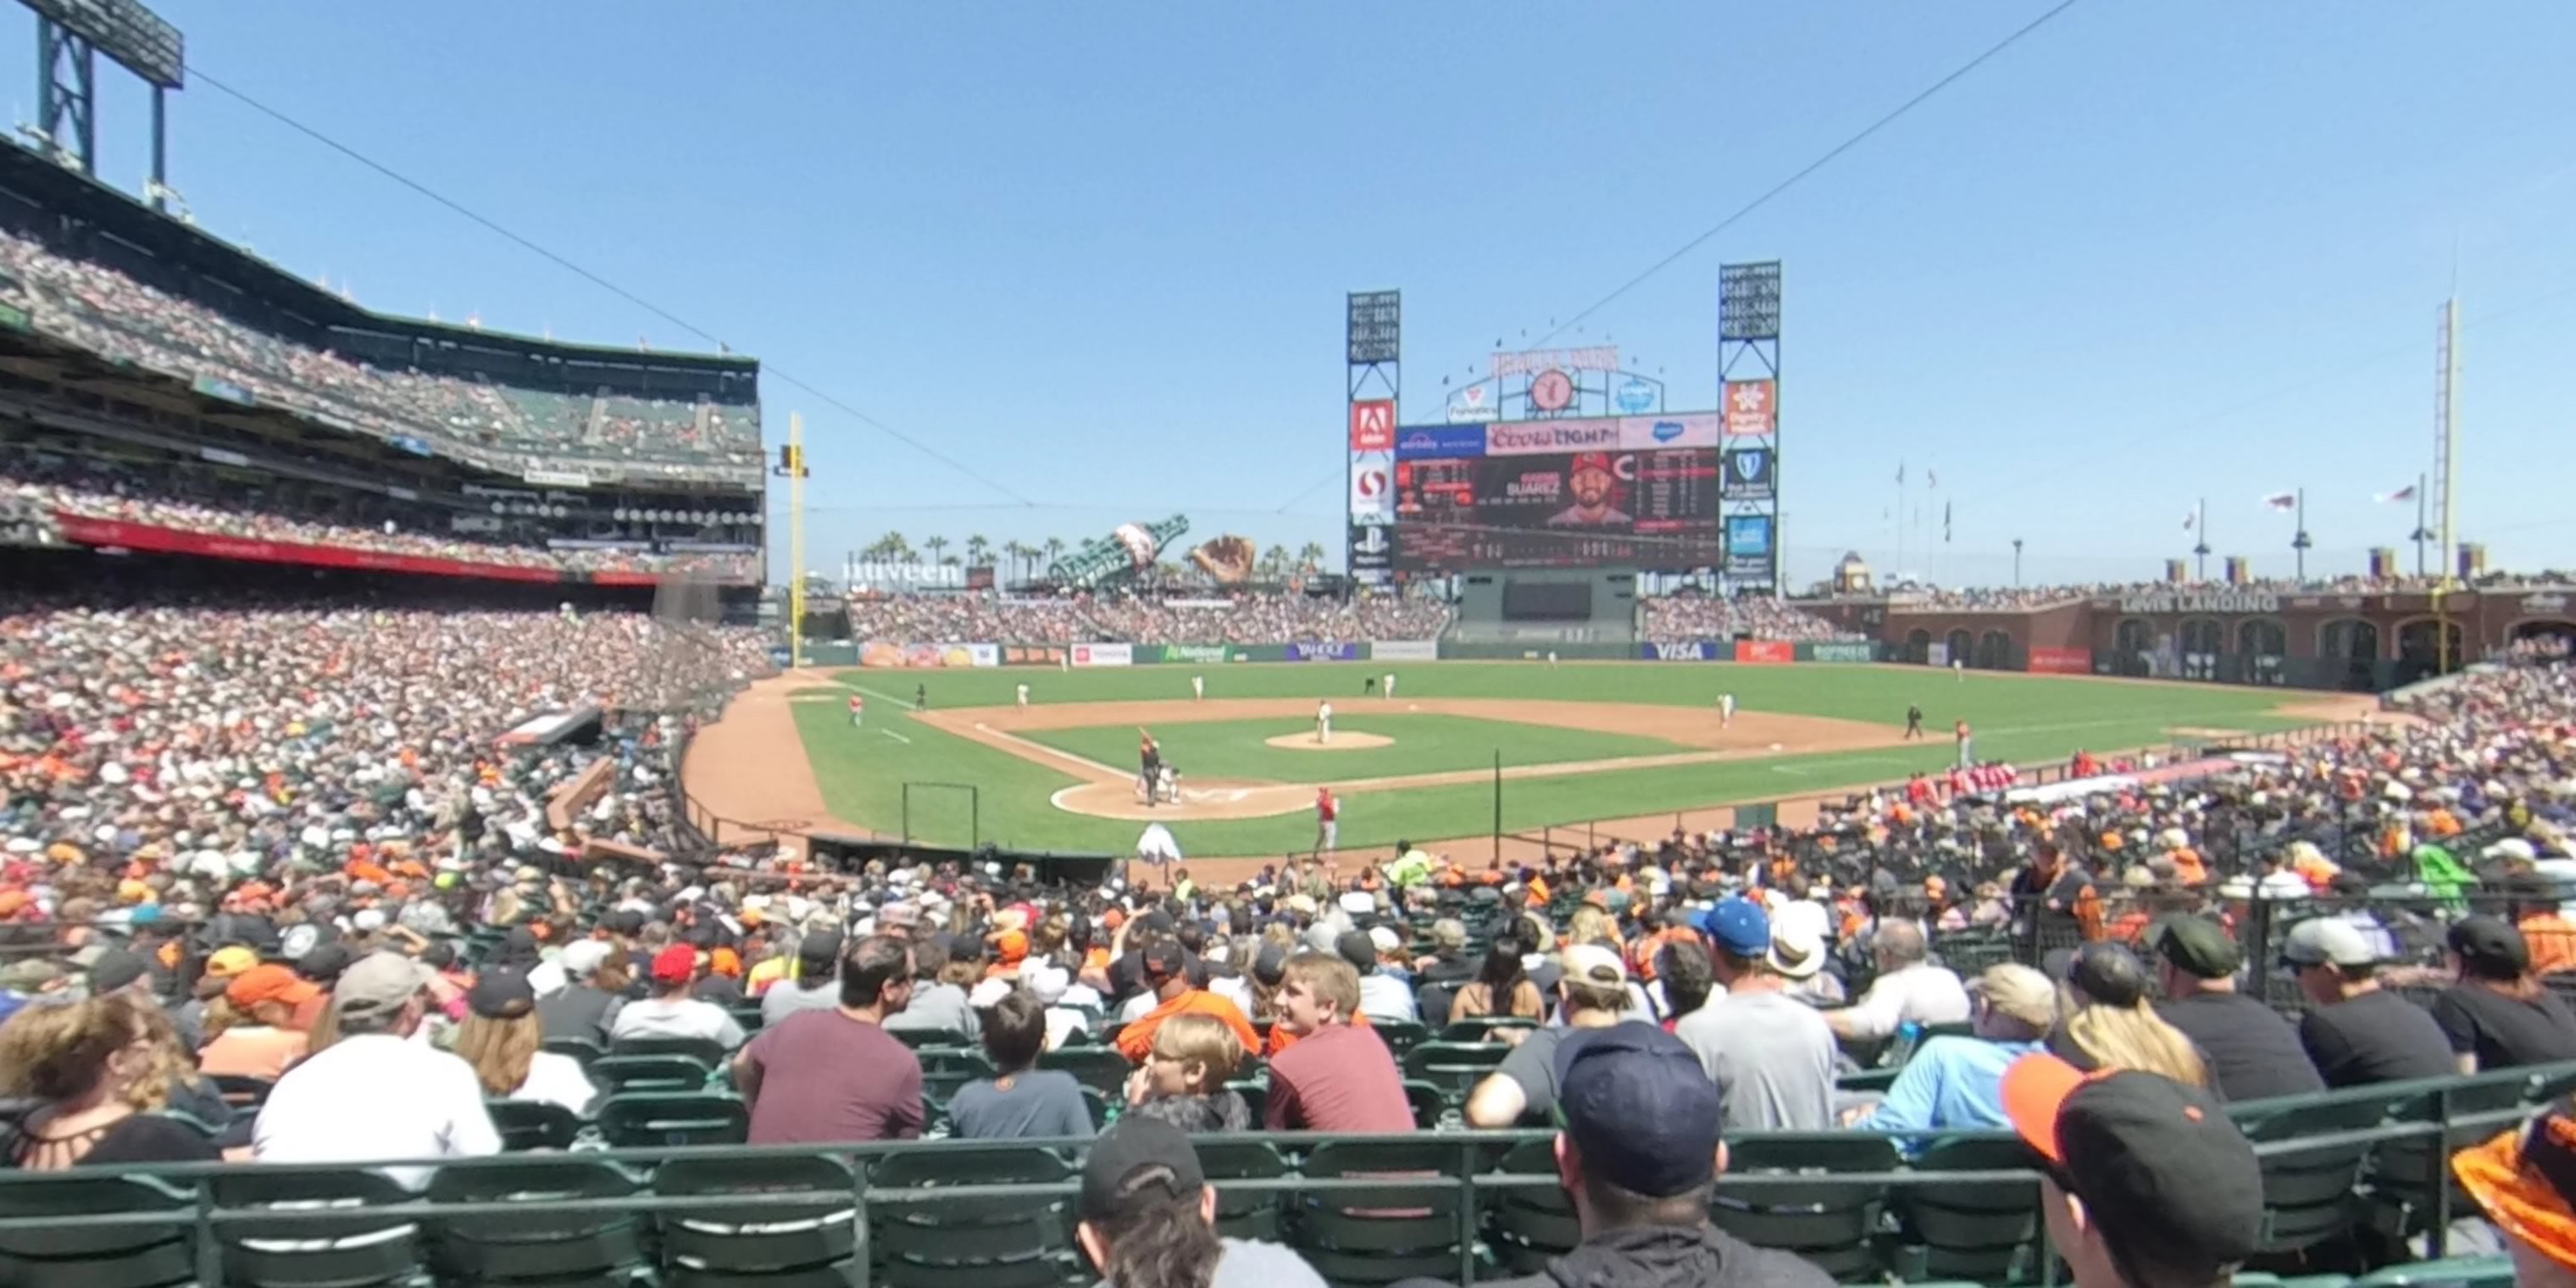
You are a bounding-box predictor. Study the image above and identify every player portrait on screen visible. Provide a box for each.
[1546,452,1633,527]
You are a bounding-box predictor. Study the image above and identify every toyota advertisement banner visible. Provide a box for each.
[1071,643,1135,668]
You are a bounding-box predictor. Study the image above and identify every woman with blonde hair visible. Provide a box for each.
[2054,942,2210,1087]
[0,992,220,1168]
[450,971,597,1113]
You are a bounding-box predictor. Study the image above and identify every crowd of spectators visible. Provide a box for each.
[841,591,1453,646]
[0,450,756,580]
[1640,594,1863,644]
[0,230,758,473]
[1846,573,2576,612]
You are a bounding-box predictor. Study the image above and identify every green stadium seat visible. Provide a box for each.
[208,1074,274,1113]
[729,1005,767,1035]
[1441,1017,1536,1043]
[1890,1135,2042,1285]
[1485,1137,1580,1274]
[1037,1045,1131,1096]
[0,1174,195,1288]
[919,1049,996,1108]
[593,1091,749,1148]
[1707,1133,1897,1281]
[895,1027,967,1051]
[1194,1139,1290,1243]
[591,1053,712,1094]
[2238,1096,2383,1257]
[1292,1139,1467,1287]
[426,1156,644,1284]
[657,1154,858,1283]
[869,1146,1078,1288]
[540,1035,602,1071]
[486,1098,583,1152]
[209,1168,423,1288]
[1226,1079,1269,1127]
[607,1035,730,1069]
[1373,1020,1430,1058]
[2347,1255,2515,1288]
[1404,1080,1450,1130]
[2364,1071,2529,1252]
[1402,1041,1507,1102]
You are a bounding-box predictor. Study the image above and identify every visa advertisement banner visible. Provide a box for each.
[1645,642,1718,661]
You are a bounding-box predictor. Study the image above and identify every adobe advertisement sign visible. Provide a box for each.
[1348,400,1395,452]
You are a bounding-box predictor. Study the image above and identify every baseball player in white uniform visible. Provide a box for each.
[1719,692,1736,728]
[1316,700,1334,745]
[1016,682,1030,710]
[1546,651,1559,669]
[1952,658,1966,682]
[1382,673,1396,699]
[1191,675,1204,702]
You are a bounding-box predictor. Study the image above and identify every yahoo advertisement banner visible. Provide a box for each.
[1393,425,1488,459]
[1285,641,1363,662]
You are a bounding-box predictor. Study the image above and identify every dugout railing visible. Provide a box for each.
[0,1063,2554,1288]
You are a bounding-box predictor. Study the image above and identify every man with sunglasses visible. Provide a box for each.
[2002,1053,2262,1288]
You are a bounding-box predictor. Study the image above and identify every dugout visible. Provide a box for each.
[1444,567,1638,658]
[805,832,1120,888]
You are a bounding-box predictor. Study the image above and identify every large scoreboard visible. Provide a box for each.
[1386,415,1727,573]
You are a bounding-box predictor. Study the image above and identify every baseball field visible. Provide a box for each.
[683,662,2368,862]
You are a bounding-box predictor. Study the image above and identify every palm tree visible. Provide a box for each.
[864,531,911,560]
[924,536,950,565]
[1297,541,1325,572]
[966,535,991,569]
[1043,536,1066,572]
[1262,545,1290,578]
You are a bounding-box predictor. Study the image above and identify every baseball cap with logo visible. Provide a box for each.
[2453,1096,2576,1271]
[1552,1024,1724,1198]
[649,944,698,985]
[2002,1054,2262,1278]
[2282,918,2378,969]
[332,951,435,1023]
[1569,452,1615,479]
[1559,942,1629,990]
[1080,1116,1207,1224]
[1697,898,1770,958]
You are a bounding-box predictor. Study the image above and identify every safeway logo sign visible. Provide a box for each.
[1349,400,1395,451]
[1724,380,1777,437]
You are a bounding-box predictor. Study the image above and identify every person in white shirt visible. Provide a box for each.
[1823,921,1971,1045]
[452,969,597,1115]
[252,952,500,1188]
[608,945,747,1049]
[1339,930,1417,1024]
[1315,700,1333,745]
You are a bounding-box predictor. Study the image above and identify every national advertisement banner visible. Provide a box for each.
[1004,645,1068,666]
[2028,646,2094,675]
[1160,644,1230,665]
[1806,641,1876,663]
[1285,642,1363,663]
[1484,419,1621,457]
[1646,642,1716,661]
[1070,643,1134,669]
[1722,447,1776,502]
[1372,640,1440,661]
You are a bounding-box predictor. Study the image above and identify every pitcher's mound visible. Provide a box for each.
[1264,731,1393,751]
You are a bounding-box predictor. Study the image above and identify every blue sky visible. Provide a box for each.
[18,2,2575,587]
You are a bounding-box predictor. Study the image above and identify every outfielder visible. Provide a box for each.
[847,693,863,729]
[1315,699,1334,745]
[1383,672,1396,699]
[1191,674,1204,702]
[1718,692,1735,728]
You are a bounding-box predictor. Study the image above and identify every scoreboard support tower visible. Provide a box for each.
[1346,291,1400,587]
[1718,262,1782,595]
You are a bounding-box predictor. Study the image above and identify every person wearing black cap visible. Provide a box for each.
[761,930,846,1027]
[1403,1025,1830,1288]
[452,970,597,1115]
[2150,916,2323,1102]
[2430,915,2576,1074]
[1075,1115,1326,1288]
[2050,941,2211,1089]
[2282,916,2453,1089]
[2001,1053,2264,1288]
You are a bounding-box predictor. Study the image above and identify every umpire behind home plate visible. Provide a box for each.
[1394,1024,1831,1288]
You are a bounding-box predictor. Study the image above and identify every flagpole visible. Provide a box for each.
[2410,473,2429,578]
[1895,461,1905,585]
[2291,487,2311,582]
[2192,498,2210,580]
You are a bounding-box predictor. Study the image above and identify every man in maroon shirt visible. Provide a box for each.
[733,934,926,1144]
[1264,951,1412,1132]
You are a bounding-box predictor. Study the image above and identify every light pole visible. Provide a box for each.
[2011,538,2024,587]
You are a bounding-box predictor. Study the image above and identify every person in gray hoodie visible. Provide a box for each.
[1077,1116,1324,1288]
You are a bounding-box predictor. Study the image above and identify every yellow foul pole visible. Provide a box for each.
[788,410,807,669]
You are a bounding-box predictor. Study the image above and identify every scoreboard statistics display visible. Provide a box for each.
[1391,415,1724,572]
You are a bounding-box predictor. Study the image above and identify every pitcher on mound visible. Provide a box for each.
[1315,699,1334,745]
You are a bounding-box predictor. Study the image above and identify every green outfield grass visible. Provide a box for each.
[1020,713,1696,784]
[790,662,2326,858]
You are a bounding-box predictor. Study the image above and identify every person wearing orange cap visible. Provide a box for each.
[199,965,319,1081]
[989,930,1031,980]
[2456,1097,2576,1285]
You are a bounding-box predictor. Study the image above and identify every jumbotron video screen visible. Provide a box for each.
[1388,416,1722,572]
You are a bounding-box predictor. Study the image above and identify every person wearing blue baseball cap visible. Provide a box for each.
[1674,897,1837,1131]
[1393,1024,1830,1288]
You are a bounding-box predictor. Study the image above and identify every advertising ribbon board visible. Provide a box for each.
[1646,642,1715,661]
[1372,640,1440,662]
[1005,645,1068,666]
[2028,646,2095,675]
[1285,642,1363,663]
[1734,640,1794,664]
[1162,644,1230,665]
[1806,641,1876,663]
[1070,643,1135,669]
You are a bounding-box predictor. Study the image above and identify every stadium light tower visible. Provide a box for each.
[17,0,183,205]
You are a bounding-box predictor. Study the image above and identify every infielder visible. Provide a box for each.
[1718,692,1735,728]
[1383,672,1396,699]
[1191,675,1204,702]
[847,694,863,729]
[1315,786,1338,852]
[1315,699,1334,745]
[1952,657,1966,682]
[1016,682,1030,710]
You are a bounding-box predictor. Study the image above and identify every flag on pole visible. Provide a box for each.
[1927,468,1938,489]
[2182,511,2195,531]
[2376,484,2417,503]
[1942,501,1951,542]
[1895,461,1906,486]
[2262,492,2296,512]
